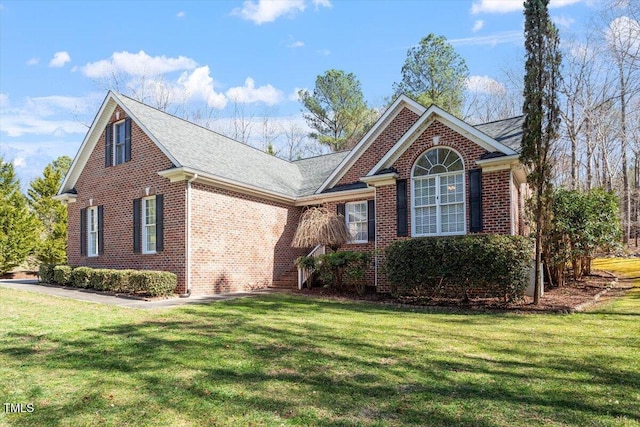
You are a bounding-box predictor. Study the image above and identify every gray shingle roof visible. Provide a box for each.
[117,93,338,198]
[474,116,524,153]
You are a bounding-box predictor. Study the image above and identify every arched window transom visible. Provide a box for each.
[412,148,465,236]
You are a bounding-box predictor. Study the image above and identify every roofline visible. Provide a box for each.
[158,167,297,205]
[314,94,426,194]
[294,187,375,206]
[366,105,518,177]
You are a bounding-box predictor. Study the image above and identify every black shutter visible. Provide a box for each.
[80,208,87,255]
[337,203,345,218]
[396,180,408,237]
[105,125,112,167]
[367,199,375,241]
[97,205,104,255]
[469,169,483,232]
[156,195,164,252]
[133,198,141,253]
[124,117,132,162]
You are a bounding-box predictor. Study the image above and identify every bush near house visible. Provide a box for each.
[41,265,177,297]
[297,251,371,295]
[38,263,55,284]
[385,235,533,302]
[52,265,72,285]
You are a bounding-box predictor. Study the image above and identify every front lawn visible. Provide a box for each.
[1,259,639,426]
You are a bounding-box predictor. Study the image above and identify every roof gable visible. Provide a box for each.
[314,95,426,194]
[367,105,519,176]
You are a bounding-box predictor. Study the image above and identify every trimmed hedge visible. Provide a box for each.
[385,235,533,302]
[70,267,93,288]
[53,265,73,285]
[39,264,55,284]
[128,271,177,297]
[44,265,178,297]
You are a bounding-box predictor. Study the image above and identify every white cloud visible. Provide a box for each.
[312,0,332,8]
[49,51,71,68]
[472,20,484,32]
[27,57,39,66]
[81,50,198,78]
[606,15,640,53]
[471,0,583,14]
[233,0,330,24]
[317,48,331,56]
[178,66,228,109]
[177,11,186,17]
[233,0,305,24]
[450,31,522,46]
[226,77,283,105]
[466,75,506,94]
[552,15,575,28]
[12,157,26,168]
[0,93,8,108]
[0,113,87,137]
[288,40,304,48]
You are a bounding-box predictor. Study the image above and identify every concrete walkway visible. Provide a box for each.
[0,279,284,309]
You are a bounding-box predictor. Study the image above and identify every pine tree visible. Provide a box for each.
[521,0,562,304]
[0,157,38,274]
[27,156,72,265]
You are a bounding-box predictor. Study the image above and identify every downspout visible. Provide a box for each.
[374,187,378,288]
[180,173,198,298]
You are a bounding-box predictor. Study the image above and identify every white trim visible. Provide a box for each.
[112,119,126,166]
[158,167,296,205]
[141,196,157,254]
[345,201,368,244]
[52,193,77,203]
[295,187,374,206]
[87,206,99,257]
[315,95,425,194]
[410,147,466,237]
[360,172,398,187]
[367,105,518,178]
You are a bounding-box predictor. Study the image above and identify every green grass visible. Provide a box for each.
[1,259,639,426]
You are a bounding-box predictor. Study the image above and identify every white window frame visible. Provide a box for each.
[411,148,466,237]
[113,120,126,165]
[142,196,157,254]
[345,201,368,244]
[87,206,99,257]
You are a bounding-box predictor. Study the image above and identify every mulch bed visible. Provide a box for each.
[296,270,624,314]
[0,271,38,280]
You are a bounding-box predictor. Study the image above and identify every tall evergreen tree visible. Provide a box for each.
[0,157,38,274]
[299,69,375,151]
[393,34,469,116]
[27,156,72,265]
[521,0,562,304]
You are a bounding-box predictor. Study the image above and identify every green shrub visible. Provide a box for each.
[53,265,72,285]
[90,269,111,291]
[38,264,55,284]
[70,266,93,288]
[106,270,135,293]
[128,270,177,297]
[385,235,533,302]
[299,251,371,295]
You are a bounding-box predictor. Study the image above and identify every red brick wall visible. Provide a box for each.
[67,106,188,292]
[189,183,306,294]
[331,118,515,292]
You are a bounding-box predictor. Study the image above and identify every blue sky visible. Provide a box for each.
[0,0,600,187]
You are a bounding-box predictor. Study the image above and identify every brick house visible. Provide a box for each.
[56,91,527,295]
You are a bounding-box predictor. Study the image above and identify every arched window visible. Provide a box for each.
[412,147,465,236]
